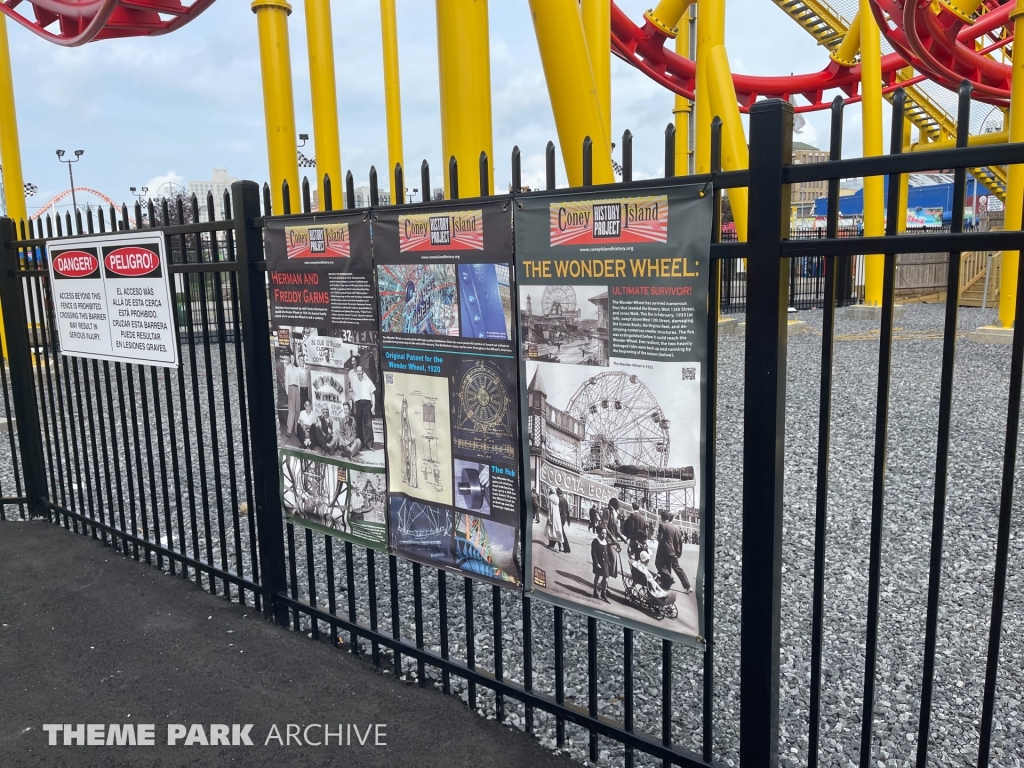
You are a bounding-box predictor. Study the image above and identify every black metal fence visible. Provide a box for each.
[1,83,1023,768]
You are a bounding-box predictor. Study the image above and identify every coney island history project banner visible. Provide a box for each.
[265,211,387,549]
[373,199,523,588]
[515,185,711,645]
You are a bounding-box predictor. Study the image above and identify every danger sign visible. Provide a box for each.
[47,231,179,368]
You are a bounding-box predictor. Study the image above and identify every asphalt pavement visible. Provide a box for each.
[0,518,577,768]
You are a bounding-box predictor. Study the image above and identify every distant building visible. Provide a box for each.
[351,186,391,208]
[188,168,238,221]
[791,142,827,218]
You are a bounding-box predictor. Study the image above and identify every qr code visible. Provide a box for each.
[681,366,697,381]
[384,373,394,385]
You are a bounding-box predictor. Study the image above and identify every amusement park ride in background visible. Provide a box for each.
[0,0,1018,329]
[0,0,1015,139]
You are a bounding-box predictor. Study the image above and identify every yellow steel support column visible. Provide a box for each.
[673,14,693,174]
[582,0,611,148]
[999,0,1024,327]
[940,0,985,24]
[0,16,25,228]
[0,14,22,350]
[436,0,494,198]
[695,0,724,174]
[829,9,860,67]
[897,118,912,233]
[380,0,404,190]
[253,0,300,214]
[528,0,614,187]
[305,0,342,206]
[859,0,885,305]
[707,45,748,241]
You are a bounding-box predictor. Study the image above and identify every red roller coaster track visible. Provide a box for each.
[0,0,215,46]
[0,0,1014,109]
[609,0,1015,110]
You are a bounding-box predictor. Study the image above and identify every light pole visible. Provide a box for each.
[56,149,84,214]
[130,186,149,205]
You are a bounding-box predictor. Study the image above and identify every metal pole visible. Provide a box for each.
[695,0,725,175]
[305,0,343,203]
[0,16,25,227]
[581,0,611,146]
[860,0,885,306]
[436,0,494,197]
[380,0,404,189]
[68,162,77,213]
[983,253,994,311]
[251,0,300,216]
[527,0,614,187]
[0,217,48,516]
[706,44,749,241]
[231,181,290,626]
[1000,3,1024,330]
[740,98,792,767]
[673,14,692,175]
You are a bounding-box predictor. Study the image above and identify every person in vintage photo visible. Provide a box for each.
[590,525,618,602]
[655,510,692,594]
[315,404,340,456]
[336,402,363,459]
[297,350,311,407]
[622,501,652,559]
[349,364,377,451]
[631,550,678,609]
[588,502,599,533]
[530,485,541,524]
[297,400,318,450]
[276,348,290,432]
[600,498,626,544]
[284,350,301,438]
[558,488,572,554]
[545,485,563,551]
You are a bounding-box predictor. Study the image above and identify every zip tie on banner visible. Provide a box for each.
[699,171,717,198]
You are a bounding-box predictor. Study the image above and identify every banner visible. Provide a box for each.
[515,185,711,645]
[373,200,523,588]
[47,231,179,368]
[265,212,387,549]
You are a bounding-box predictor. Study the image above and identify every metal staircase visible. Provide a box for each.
[771,0,1009,201]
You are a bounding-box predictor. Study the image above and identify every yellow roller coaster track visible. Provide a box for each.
[773,0,1008,201]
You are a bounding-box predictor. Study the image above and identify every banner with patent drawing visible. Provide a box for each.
[372,198,523,588]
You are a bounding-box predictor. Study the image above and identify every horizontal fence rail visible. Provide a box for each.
[0,85,1022,768]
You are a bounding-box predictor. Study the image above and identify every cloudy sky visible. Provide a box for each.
[7,0,879,216]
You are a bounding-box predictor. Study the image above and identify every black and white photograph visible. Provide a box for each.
[519,284,609,366]
[275,326,385,469]
[525,358,702,638]
[349,471,387,526]
[281,454,349,533]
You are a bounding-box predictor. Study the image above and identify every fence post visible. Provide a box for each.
[0,217,48,516]
[740,99,792,767]
[230,181,290,626]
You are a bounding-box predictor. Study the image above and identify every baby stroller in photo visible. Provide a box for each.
[618,550,678,621]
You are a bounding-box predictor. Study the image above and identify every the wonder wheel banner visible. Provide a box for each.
[372,198,523,588]
[515,184,712,647]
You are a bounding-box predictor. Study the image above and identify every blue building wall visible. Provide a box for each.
[812,175,981,221]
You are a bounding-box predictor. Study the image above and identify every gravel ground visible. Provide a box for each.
[4,300,1023,768]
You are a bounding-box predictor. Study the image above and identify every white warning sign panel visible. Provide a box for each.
[47,231,179,368]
